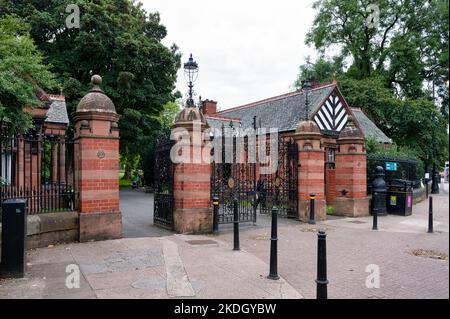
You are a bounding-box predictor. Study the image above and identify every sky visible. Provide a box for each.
[140,0,317,110]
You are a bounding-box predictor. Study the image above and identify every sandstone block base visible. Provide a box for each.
[333,197,370,217]
[79,211,122,242]
[298,199,326,223]
[173,208,212,234]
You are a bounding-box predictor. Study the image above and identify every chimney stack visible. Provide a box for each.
[201,99,217,116]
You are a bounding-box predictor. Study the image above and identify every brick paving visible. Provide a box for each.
[0,185,448,299]
[214,186,449,299]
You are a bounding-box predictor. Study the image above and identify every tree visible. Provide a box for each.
[140,100,180,186]
[2,0,181,165]
[293,56,344,88]
[0,14,57,132]
[295,0,449,169]
[305,0,449,101]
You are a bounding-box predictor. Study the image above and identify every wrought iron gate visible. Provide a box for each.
[153,132,175,229]
[211,162,257,224]
[0,127,78,214]
[258,137,298,218]
[211,132,257,224]
[211,132,299,224]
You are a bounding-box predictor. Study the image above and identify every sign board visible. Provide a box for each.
[390,196,397,206]
[425,173,430,179]
[385,162,398,171]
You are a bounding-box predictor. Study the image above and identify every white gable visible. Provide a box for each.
[313,90,348,133]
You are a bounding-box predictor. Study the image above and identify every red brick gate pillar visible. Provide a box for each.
[334,117,369,217]
[74,75,121,242]
[171,105,212,234]
[294,120,326,222]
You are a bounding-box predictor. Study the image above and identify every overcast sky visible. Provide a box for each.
[141,0,317,110]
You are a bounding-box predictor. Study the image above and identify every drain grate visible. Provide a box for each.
[185,239,218,245]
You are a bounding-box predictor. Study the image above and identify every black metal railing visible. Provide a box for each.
[367,154,421,195]
[0,129,78,214]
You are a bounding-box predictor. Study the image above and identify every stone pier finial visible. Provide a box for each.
[338,115,363,140]
[76,75,117,114]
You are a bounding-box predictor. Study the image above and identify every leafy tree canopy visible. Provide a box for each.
[295,0,449,169]
[0,14,57,132]
[2,0,181,167]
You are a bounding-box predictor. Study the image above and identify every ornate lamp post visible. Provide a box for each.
[183,53,199,107]
[301,79,313,120]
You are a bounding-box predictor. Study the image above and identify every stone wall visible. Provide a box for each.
[0,212,79,250]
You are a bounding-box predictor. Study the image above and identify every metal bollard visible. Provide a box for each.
[316,229,328,299]
[212,196,219,233]
[268,207,279,280]
[309,194,316,225]
[372,202,378,230]
[428,196,433,233]
[233,198,240,251]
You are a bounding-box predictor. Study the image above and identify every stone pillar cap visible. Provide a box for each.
[294,120,322,140]
[338,116,364,141]
[173,105,207,128]
[76,75,117,114]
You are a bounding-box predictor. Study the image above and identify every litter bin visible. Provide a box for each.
[386,179,413,216]
[1,199,27,278]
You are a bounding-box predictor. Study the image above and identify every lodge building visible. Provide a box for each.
[168,81,393,230]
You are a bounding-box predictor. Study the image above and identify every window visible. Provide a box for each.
[327,148,335,164]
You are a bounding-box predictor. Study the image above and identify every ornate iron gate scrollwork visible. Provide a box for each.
[211,131,257,224]
[211,132,299,225]
[258,137,298,218]
[153,132,175,229]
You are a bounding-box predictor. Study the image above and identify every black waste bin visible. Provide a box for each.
[386,179,413,216]
[1,199,27,278]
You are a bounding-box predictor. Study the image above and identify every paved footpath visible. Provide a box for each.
[0,235,301,299]
[0,185,448,299]
[217,186,449,299]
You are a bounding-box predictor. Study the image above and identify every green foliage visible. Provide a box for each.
[139,101,179,186]
[296,0,449,169]
[2,0,181,168]
[305,0,449,100]
[365,137,424,177]
[0,14,57,132]
[293,56,344,88]
[326,205,333,215]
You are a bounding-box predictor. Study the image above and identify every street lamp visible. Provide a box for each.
[301,79,313,120]
[183,53,199,107]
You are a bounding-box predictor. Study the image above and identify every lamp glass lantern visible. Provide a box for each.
[301,79,313,120]
[183,54,199,106]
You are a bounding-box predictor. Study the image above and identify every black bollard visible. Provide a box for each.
[372,200,378,230]
[316,229,328,299]
[372,166,387,216]
[309,194,316,225]
[268,207,279,280]
[212,196,219,233]
[428,196,433,233]
[233,198,240,251]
